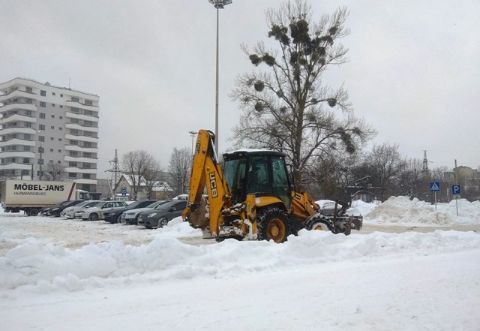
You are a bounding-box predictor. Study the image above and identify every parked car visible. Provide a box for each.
[139,200,187,229]
[64,200,102,219]
[81,201,128,221]
[41,200,71,216]
[104,200,157,224]
[49,200,84,217]
[123,200,168,225]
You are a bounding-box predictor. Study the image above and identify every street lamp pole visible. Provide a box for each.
[208,0,232,156]
[189,131,197,157]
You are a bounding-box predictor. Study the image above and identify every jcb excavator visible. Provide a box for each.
[182,129,362,243]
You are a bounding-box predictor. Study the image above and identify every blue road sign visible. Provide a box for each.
[429,181,440,192]
[452,185,461,195]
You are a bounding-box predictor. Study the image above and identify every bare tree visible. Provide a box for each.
[44,162,65,181]
[143,160,162,199]
[122,150,157,200]
[232,0,371,188]
[168,147,191,196]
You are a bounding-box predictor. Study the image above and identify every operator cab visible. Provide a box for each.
[223,149,292,207]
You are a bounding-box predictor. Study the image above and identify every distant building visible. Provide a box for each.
[0,77,99,192]
[115,174,173,200]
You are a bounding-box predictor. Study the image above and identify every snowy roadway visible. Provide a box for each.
[1,202,480,330]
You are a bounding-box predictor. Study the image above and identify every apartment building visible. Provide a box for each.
[0,77,99,192]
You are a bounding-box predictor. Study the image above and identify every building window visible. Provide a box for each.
[69,173,76,178]
[52,104,55,107]
[40,90,46,96]
[39,136,45,142]
[40,113,45,119]
[26,87,33,93]
[50,137,54,141]
[50,148,53,152]
[58,138,62,142]
[39,124,45,130]
[59,127,63,131]
[60,94,63,97]
[71,97,79,102]
[85,99,93,106]
[23,158,29,164]
[59,116,63,119]
[58,149,61,153]
[57,161,61,164]
[69,162,77,167]
[82,174,91,179]
[51,126,54,129]
[40,101,46,107]
[38,147,44,153]
[52,92,56,96]
[51,115,55,118]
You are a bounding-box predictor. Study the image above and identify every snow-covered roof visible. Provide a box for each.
[118,174,172,192]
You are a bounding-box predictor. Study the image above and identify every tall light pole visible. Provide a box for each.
[189,131,198,157]
[208,0,232,155]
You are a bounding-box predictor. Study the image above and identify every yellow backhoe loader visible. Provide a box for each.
[182,129,362,243]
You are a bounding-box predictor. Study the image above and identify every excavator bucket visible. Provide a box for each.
[186,197,209,229]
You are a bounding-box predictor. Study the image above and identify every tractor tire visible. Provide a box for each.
[257,208,290,243]
[89,213,98,221]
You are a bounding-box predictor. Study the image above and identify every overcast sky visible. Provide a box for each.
[1,0,479,178]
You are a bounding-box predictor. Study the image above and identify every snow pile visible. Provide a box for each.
[347,199,380,216]
[366,196,480,225]
[1,227,479,293]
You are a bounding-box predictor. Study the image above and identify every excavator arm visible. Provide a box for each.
[182,130,231,237]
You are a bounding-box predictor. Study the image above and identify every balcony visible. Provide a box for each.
[0,139,36,147]
[64,155,97,163]
[0,127,36,135]
[65,111,99,122]
[65,145,98,153]
[65,167,97,174]
[66,100,99,112]
[65,134,98,143]
[0,163,32,170]
[0,114,37,124]
[65,123,99,133]
[0,151,35,158]
[0,103,37,113]
[0,89,37,102]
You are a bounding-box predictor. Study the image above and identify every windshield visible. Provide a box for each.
[155,200,177,211]
[224,157,247,203]
[149,200,167,209]
[125,201,143,209]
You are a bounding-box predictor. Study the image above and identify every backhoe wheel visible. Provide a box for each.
[257,208,290,243]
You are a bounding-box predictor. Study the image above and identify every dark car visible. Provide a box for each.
[104,200,157,224]
[41,200,81,216]
[139,200,187,229]
[50,200,84,217]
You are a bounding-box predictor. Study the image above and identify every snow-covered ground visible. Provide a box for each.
[1,198,480,330]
